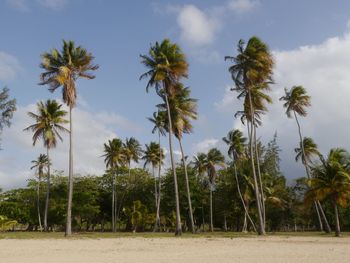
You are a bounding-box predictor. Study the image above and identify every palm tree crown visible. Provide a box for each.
[280,86,311,118]
[295,137,320,164]
[142,142,164,169]
[102,138,126,170]
[222,129,247,161]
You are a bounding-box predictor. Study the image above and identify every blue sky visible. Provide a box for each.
[2,0,350,189]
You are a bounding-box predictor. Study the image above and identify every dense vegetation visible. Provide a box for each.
[1,37,350,237]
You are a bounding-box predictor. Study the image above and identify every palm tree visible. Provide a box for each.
[225,36,274,235]
[157,84,197,233]
[0,87,16,143]
[30,154,49,232]
[39,40,98,236]
[306,148,350,236]
[222,129,256,232]
[123,137,142,178]
[205,148,225,232]
[142,142,164,230]
[281,86,331,233]
[102,138,125,232]
[140,39,188,236]
[24,100,68,231]
[148,111,167,231]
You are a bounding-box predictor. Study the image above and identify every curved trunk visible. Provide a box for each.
[178,138,195,233]
[247,91,265,235]
[44,147,50,232]
[209,189,213,232]
[65,105,74,236]
[154,131,162,232]
[253,125,265,228]
[293,111,330,233]
[233,158,257,232]
[37,170,42,232]
[164,93,182,236]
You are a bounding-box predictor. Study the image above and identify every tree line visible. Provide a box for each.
[0,37,350,237]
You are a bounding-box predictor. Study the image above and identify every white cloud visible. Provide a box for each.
[0,102,141,189]
[36,0,67,10]
[214,27,350,179]
[193,138,219,153]
[6,0,29,12]
[228,0,259,13]
[177,5,220,47]
[0,52,21,81]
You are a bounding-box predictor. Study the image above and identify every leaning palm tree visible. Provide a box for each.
[148,111,167,231]
[281,86,331,233]
[306,148,350,236]
[158,84,197,233]
[102,138,125,232]
[142,142,164,230]
[222,129,256,232]
[30,154,49,232]
[205,148,225,232]
[24,100,68,231]
[39,40,98,236]
[225,36,274,235]
[140,39,188,235]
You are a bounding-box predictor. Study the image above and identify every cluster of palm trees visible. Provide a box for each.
[21,36,350,237]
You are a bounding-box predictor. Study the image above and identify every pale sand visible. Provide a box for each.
[1,236,349,263]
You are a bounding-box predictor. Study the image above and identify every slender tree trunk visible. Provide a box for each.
[112,169,116,232]
[164,93,182,236]
[154,130,162,232]
[152,164,158,232]
[333,198,341,237]
[223,214,228,231]
[209,189,213,232]
[44,147,50,231]
[65,105,74,236]
[233,159,257,232]
[178,138,195,233]
[201,204,205,232]
[247,91,265,235]
[253,126,265,227]
[293,111,330,232]
[37,171,42,232]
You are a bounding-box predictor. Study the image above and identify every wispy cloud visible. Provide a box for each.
[228,0,259,13]
[0,52,22,81]
[6,0,69,12]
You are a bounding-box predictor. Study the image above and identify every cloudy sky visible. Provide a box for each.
[1,0,350,189]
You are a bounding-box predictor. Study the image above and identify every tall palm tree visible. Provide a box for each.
[102,138,125,232]
[158,84,197,233]
[205,148,225,232]
[24,100,68,231]
[306,148,350,236]
[30,154,49,232]
[140,39,188,235]
[39,40,98,236]
[225,36,274,235]
[142,142,164,230]
[222,129,256,232]
[123,137,142,178]
[281,86,331,233]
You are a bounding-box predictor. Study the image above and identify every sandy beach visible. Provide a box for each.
[0,236,349,263]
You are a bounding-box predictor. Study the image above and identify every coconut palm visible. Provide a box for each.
[39,40,99,236]
[140,39,188,235]
[222,129,256,232]
[142,142,164,230]
[148,111,167,231]
[0,87,16,144]
[102,138,126,232]
[306,148,350,236]
[124,137,142,178]
[281,86,331,233]
[205,148,225,232]
[225,36,274,235]
[24,100,68,231]
[157,84,197,233]
[30,154,49,232]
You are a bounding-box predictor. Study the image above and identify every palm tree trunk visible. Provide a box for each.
[293,111,329,232]
[112,169,116,232]
[37,172,42,232]
[154,130,162,232]
[333,198,341,237]
[164,93,182,236]
[152,164,158,232]
[253,125,266,227]
[44,147,50,232]
[65,105,74,236]
[209,189,213,232]
[233,159,257,232]
[247,91,265,235]
[178,138,195,233]
[317,200,331,233]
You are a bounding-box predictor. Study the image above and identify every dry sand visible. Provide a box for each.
[1,236,349,263]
